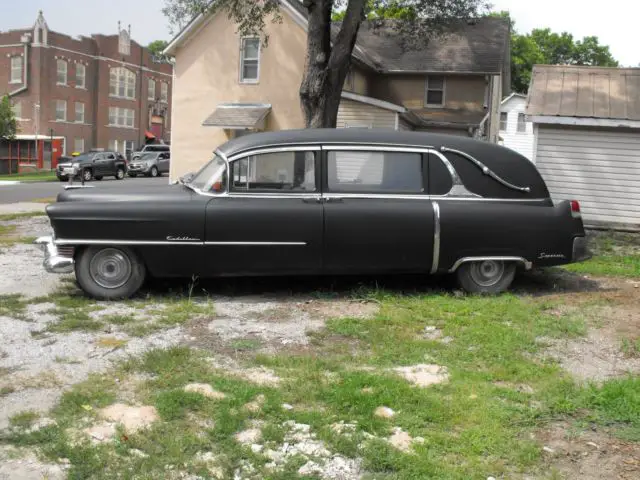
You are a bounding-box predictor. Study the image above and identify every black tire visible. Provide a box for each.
[128,173,137,178]
[75,246,146,300]
[82,169,93,182]
[115,167,125,180]
[455,260,517,295]
[149,166,159,178]
[94,176,103,181]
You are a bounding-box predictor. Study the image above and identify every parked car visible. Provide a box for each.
[127,151,170,178]
[56,151,127,182]
[36,129,591,299]
[131,144,170,161]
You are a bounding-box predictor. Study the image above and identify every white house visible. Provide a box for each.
[498,93,534,161]
[526,65,640,229]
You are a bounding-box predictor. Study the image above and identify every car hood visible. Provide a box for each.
[55,184,196,203]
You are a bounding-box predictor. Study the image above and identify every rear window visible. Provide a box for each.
[327,151,423,193]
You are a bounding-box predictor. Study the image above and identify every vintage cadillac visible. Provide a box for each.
[35,129,590,299]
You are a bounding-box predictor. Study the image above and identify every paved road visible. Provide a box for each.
[0,176,169,204]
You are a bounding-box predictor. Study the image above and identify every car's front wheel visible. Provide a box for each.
[75,246,146,300]
[115,167,125,180]
[82,169,93,182]
[455,260,516,294]
[149,166,159,178]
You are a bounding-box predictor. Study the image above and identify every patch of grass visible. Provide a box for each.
[0,294,27,319]
[621,337,640,358]
[1,386,16,396]
[95,336,128,349]
[54,356,82,365]
[54,374,117,421]
[0,211,46,221]
[565,255,640,278]
[0,171,57,182]
[9,411,40,429]
[155,390,207,421]
[122,299,213,337]
[103,314,136,326]
[230,338,263,351]
[46,308,104,332]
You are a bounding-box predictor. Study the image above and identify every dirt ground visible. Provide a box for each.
[1,214,639,479]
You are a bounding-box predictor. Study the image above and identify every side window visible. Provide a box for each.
[427,154,453,195]
[231,151,316,192]
[107,153,116,160]
[327,150,423,193]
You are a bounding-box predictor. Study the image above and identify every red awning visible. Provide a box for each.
[144,130,156,139]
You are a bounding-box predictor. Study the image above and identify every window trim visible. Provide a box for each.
[73,138,85,154]
[239,36,261,84]
[109,67,136,100]
[56,59,68,86]
[228,148,320,194]
[55,100,67,122]
[10,56,23,84]
[499,112,508,132]
[160,82,168,103]
[75,63,86,89]
[424,75,446,108]
[148,79,156,101]
[75,102,85,123]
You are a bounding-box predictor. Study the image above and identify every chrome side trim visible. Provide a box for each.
[204,241,307,246]
[322,145,432,153]
[227,145,321,163]
[227,193,319,199]
[440,146,531,193]
[55,239,202,246]
[431,201,441,274]
[323,193,427,200]
[448,256,533,273]
[64,185,95,190]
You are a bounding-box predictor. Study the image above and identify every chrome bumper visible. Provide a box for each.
[34,236,75,274]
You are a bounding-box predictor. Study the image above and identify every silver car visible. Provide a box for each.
[127,152,170,178]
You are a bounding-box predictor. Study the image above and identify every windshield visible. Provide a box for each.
[139,153,157,161]
[188,154,227,193]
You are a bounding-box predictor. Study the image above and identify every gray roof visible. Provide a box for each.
[202,104,272,128]
[348,18,510,74]
[526,65,640,120]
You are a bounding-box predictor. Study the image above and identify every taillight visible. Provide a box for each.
[570,200,581,218]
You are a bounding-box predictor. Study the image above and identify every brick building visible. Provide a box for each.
[0,11,172,172]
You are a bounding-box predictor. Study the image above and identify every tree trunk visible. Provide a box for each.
[299,0,366,128]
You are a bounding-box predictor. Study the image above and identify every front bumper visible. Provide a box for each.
[572,236,592,263]
[128,163,150,174]
[34,236,75,274]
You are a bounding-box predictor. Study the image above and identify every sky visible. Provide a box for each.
[0,0,638,67]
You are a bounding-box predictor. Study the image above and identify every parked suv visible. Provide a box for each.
[127,151,171,177]
[131,144,170,161]
[56,151,127,182]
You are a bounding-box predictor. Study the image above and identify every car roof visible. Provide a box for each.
[216,128,513,159]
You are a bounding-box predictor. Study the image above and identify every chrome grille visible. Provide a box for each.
[57,246,75,258]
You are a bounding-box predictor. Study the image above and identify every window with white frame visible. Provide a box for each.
[108,139,118,152]
[160,82,168,103]
[74,138,85,154]
[10,56,23,83]
[425,75,445,107]
[55,100,67,121]
[109,67,136,99]
[517,113,527,133]
[240,37,260,83]
[148,79,156,101]
[57,59,68,85]
[75,63,86,88]
[12,101,21,119]
[108,106,135,127]
[75,102,85,123]
[125,140,135,154]
[499,112,508,131]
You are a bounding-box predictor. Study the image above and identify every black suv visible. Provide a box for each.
[56,151,127,182]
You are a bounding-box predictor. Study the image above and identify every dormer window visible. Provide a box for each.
[240,37,260,84]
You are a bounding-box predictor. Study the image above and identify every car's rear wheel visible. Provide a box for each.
[115,167,125,180]
[455,260,516,294]
[82,169,93,182]
[149,166,159,178]
[75,246,146,300]
[94,176,103,181]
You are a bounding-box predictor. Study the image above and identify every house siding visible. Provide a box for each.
[535,125,640,227]
[499,96,534,160]
[169,9,307,180]
[398,116,413,131]
[337,99,397,129]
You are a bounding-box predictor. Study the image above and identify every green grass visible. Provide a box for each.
[0,211,47,221]
[9,411,40,429]
[565,255,640,278]
[0,171,57,182]
[0,294,28,319]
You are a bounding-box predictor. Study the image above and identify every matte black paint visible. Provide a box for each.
[44,130,588,284]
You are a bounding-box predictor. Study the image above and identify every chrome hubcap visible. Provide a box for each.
[117,169,124,179]
[469,260,505,287]
[83,170,91,180]
[89,248,132,289]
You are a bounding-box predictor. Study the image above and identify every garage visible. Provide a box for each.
[527,65,640,230]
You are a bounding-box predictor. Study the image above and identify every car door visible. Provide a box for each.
[104,152,117,175]
[89,153,106,176]
[158,153,170,173]
[204,147,323,275]
[321,146,435,274]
